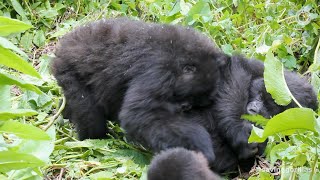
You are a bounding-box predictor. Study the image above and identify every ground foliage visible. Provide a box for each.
[0,0,320,179]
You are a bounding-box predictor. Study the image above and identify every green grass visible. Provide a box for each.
[0,0,319,179]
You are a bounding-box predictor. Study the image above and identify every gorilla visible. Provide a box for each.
[206,55,317,173]
[147,148,221,180]
[213,55,318,163]
[51,18,226,163]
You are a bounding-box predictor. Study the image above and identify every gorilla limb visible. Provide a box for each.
[147,148,221,180]
[214,56,264,160]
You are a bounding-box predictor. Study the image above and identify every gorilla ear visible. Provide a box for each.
[214,53,229,68]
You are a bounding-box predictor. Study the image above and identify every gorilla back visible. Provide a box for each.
[51,18,224,161]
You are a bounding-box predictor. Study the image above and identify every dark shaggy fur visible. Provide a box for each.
[51,18,226,163]
[209,55,318,172]
[148,148,221,180]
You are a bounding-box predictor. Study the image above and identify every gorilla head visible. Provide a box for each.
[147,148,221,180]
[247,73,318,117]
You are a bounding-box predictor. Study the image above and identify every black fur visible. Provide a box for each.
[148,148,221,180]
[51,18,225,163]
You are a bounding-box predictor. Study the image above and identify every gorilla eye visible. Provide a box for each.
[183,65,196,74]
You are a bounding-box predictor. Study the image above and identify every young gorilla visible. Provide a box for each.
[210,56,318,172]
[51,18,226,163]
[148,148,221,180]
[214,56,318,162]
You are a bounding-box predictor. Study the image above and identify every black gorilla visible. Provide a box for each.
[214,55,318,162]
[148,148,221,180]
[209,55,318,172]
[51,18,225,163]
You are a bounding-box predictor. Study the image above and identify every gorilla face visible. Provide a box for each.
[246,78,283,118]
[174,53,223,108]
[246,75,318,118]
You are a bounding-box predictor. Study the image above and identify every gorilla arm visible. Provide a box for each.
[214,66,258,160]
[119,68,215,163]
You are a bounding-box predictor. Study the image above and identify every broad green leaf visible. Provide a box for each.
[0,151,45,172]
[0,121,50,140]
[248,125,265,142]
[38,54,52,77]
[241,114,269,126]
[293,154,307,167]
[20,32,33,51]
[0,46,41,78]
[282,55,297,69]
[187,1,209,16]
[38,9,59,19]
[221,44,234,56]
[90,171,114,180]
[0,174,8,180]
[5,168,42,180]
[25,91,52,108]
[114,149,151,166]
[0,71,42,94]
[33,30,46,47]
[64,139,112,149]
[264,51,291,105]
[269,142,290,165]
[248,171,274,180]
[0,85,10,110]
[0,109,38,120]
[249,108,316,143]
[179,0,190,15]
[309,36,320,72]
[263,108,316,135]
[0,37,28,59]
[0,16,32,36]
[311,73,320,94]
[10,0,29,22]
[185,2,210,24]
[17,126,55,163]
[167,2,180,16]
[256,44,271,54]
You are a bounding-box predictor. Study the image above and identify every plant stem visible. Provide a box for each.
[309,147,318,180]
[43,96,66,131]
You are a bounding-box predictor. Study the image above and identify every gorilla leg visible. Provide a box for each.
[55,70,107,140]
[209,131,239,173]
[121,112,216,164]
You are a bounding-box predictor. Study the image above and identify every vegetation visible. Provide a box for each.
[0,0,319,179]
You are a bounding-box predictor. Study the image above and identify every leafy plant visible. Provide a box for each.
[0,0,319,179]
[0,16,54,179]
